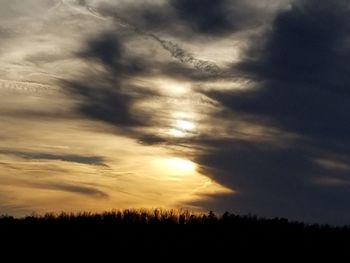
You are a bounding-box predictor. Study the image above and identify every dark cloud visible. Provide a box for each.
[82,32,122,69]
[193,0,350,224]
[97,1,170,32]
[66,32,154,128]
[137,134,167,145]
[97,0,273,39]
[18,181,109,199]
[151,36,221,75]
[192,136,350,224]
[79,32,146,74]
[85,8,224,76]
[0,149,107,166]
[66,79,145,127]
[211,0,350,139]
[169,0,235,35]
[39,182,109,198]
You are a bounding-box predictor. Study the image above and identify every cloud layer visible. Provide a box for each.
[196,0,350,224]
[2,0,350,224]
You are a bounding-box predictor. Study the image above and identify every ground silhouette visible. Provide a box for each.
[1,209,349,259]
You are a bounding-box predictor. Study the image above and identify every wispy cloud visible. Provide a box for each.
[35,181,109,199]
[0,149,107,166]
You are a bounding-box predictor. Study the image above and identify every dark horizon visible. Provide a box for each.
[1,208,350,227]
[1,209,350,258]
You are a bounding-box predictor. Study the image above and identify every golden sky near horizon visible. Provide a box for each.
[0,0,243,216]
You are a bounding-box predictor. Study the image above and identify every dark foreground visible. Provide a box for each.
[1,209,349,259]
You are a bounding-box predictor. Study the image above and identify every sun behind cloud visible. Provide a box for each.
[163,158,196,174]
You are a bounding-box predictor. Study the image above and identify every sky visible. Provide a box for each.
[1,0,350,225]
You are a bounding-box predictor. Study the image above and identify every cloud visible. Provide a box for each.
[210,0,350,139]
[188,132,350,224]
[191,0,350,224]
[0,0,55,19]
[66,78,145,127]
[0,149,107,166]
[169,0,235,35]
[151,36,221,75]
[79,32,146,75]
[65,29,218,140]
[86,6,224,76]
[65,32,154,128]
[37,182,109,198]
[98,0,288,39]
[5,179,110,199]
